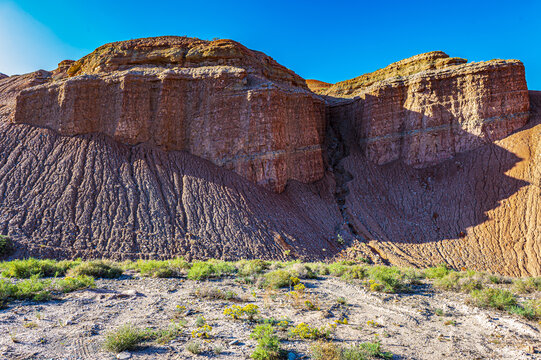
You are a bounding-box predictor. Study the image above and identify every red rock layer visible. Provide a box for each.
[336,93,541,276]
[9,37,326,193]
[327,60,529,167]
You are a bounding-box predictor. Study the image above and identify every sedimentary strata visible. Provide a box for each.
[0,39,539,275]
[326,56,529,167]
[9,37,326,193]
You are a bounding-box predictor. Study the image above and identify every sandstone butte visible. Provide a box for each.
[0,36,539,276]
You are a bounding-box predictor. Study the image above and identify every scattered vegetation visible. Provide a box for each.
[128,257,190,278]
[512,277,541,294]
[469,288,517,310]
[433,271,483,293]
[311,339,393,360]
[186,340,202,354]
[67,260,123,279]
[424,264,451,279]
[263,270,300,289]
[194,286,240,301]
[103,323,148,353]
[187,260,236,280]
[0,258,78,278]
[103,321,185,353]
[0,275,94,304]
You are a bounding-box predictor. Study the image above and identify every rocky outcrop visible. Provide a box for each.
[335,92,541,276]
[10,37,325,193]
[317,51,467,97]
[326,56,529,167]
[0,39,539,275]
[306,79,332,93]
[0,70,51,120]
[0,73,7,80]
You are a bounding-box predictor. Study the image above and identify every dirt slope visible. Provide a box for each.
[336,91,541,276]
[0,121,341,261]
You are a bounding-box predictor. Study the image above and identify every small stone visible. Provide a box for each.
[116,351,131,359]
[229,339,239,346]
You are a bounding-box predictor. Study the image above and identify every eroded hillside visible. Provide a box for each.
[0,38,539,276]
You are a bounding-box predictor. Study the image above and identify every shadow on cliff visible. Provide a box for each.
[330,93,533,248]
[0,121,341,261]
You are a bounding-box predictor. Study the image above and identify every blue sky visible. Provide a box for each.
[1,0,540,88]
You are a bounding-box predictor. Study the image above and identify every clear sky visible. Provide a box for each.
[1,0,540,89]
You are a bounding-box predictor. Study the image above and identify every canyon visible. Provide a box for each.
[0,36,539,276]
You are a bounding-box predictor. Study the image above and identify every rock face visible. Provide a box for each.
[334,92,541,276]
[0,39,539,275]
[325,55,529,167]
[305,79,332,93]
[10,37,325,193]
[318,51,467,97]
[0,73,7,80]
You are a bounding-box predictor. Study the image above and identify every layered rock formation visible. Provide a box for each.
[0,73,7,80]
[0,38,539,275]
[316,51,467,97]
[335,91,541,276]
[9,37,326,193]
[325,54,529,167]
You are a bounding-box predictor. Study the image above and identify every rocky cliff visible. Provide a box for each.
[0,38,539,275]
[325,54,529,167]
[9,37,326,193]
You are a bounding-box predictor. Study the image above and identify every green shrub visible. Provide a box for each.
[328,262,352,277]
[289,323,332,340]
[187,262,214,280]
[0,235,13,257]
[508,299,541,320]
[286,262,318,279]
[512,277,541,294]
[424,264,452,279]
[401,267,424,284]
[263,270,299,289]
[365,266,407,293]
[250,324,282,360]
[53,275,95,293]
[210,260,237,276]
[434,272,483,292]
[187,260,236,280]
[67,260,122,279]
[341,265,367,281]
[1,258,78,278]
[469,288,517,310]
[132,258,190,278]
[147,322,185,344]
[103,323,147,353]
[8,276,51,301]
[307,262,330,276]
[236,259,270,277]
[341,340,393,360]
[0,275,94,304]
[186,340,202,354]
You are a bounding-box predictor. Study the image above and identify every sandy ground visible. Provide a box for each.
[0,273,539,360]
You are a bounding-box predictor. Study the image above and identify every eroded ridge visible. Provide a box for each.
[8,36,326,193]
